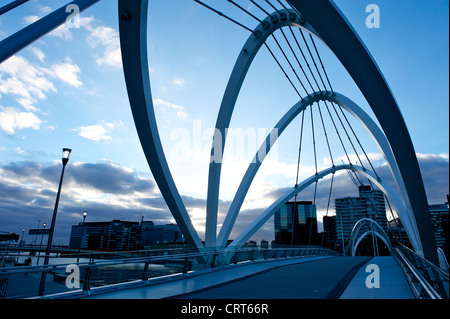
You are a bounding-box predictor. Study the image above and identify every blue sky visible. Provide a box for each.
[0,0,448,245]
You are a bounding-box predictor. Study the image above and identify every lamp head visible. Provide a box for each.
[62,148,72,166]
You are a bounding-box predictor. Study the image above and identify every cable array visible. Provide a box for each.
[192,0,392,245]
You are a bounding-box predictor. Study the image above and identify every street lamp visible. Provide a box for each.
[17,228,25,263]
[77,211,87,263]
[37,223,46,266]
[38,148,72,296]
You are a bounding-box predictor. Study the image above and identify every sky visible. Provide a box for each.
[0,0,448,246]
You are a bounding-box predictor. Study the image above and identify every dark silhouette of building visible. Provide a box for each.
[140,221,184,247]
[69,219,184,252]
[322,215,337,249]
[69,220,141,252]
[274,201,318,246]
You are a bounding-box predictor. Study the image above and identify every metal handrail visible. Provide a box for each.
[0,245,339,298]
[392,245,449,299]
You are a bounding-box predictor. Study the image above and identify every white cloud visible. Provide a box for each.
[0,55,83,113]
[30,47,45,62]
[172,77,186,87]
[85,23,122,67]
[49,58,82,88]
[0,106,42,134]
[73,122,116,142]
[0,55,56,111]
[153,98,184,110]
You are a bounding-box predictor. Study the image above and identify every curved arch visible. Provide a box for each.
[118,0,204,251]
[216,92,421,252]
[352,231,391,256]
[226,164,404,249]
[350,218,392,256]
[289,0,437,263]
[205,9,322,247]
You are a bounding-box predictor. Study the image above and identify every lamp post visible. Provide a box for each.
[38,148,72,296]
[77,211,87,263]
[37,223,46,266]
[17,228,25,263]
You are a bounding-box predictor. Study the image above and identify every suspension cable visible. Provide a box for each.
[249,0,272,17]
[264,0,282,15]
[324,101,352,164]
[298,29,327,92]
[309,34,334,94]
[264,42,304,100]
[288,27,321,92]
[279,28,315,93]
[227,0,263,23]
[310,103,318,175]
[321,172,335,246]
[295,109,306,186]
[271,34,310,96]
[337,105,380,179]
[330,102,366,170]
[193,0,254,33]
[317,102,334,167]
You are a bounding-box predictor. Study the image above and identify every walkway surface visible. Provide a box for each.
[84,255,414,299]
[340,256,414,299]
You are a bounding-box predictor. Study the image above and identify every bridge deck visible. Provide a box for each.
[84,256,414,299]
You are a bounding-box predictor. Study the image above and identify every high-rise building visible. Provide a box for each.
[274,200,317,246]
[335,185,387,247]
[322,215,337,249]
[428,203,449,254]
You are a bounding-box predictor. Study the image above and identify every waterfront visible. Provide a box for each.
[1,253,184,299]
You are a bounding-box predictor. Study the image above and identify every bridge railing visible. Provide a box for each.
[0,245,339,299]
[392,245,449,299]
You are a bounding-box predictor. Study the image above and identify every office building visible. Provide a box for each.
[322,215,337,249]
[69,220,141,252]
[140,221,184,247]
[335,185,388,246]
[274,200,318,246]
[429,203,449,255]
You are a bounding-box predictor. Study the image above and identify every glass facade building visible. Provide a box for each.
[274,200,317,246]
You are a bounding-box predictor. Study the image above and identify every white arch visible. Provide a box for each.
[205,9,322,247]
[349,218,392,256]
[226,164,406,249]
[352,231,391,256]
[217,92,421,252]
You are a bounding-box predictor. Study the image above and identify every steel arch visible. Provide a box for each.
[289,0,437,263]
[216,92,421,252]
[205,8,319,247]
[226,164,402,249]
[349,218,392,256]
[117,0,437,263]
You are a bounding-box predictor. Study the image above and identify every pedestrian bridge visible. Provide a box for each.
[1,245,447,299]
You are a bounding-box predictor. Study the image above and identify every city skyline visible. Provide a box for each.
[0,0,448,246]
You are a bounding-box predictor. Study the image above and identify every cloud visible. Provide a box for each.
[0,106,42,134]
[153,98,184,110]
[85,22,122,67]
[0,55,83,113]
[172,77,186,88]
[0,153,447,245]
[153,98,188,119]
[73,122,115,142]
[48,58,82,88]
[0,55,56,111]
